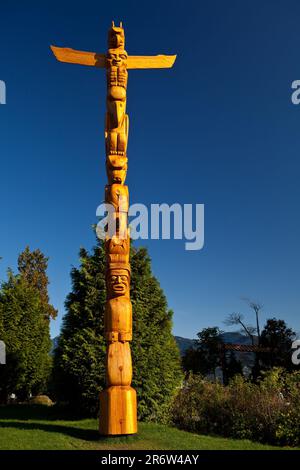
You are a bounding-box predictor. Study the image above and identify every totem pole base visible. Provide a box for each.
[99,386,137,435]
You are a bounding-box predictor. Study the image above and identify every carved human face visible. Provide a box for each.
[108,269,129,296]
[107,50,128,68]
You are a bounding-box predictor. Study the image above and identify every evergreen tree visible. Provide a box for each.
[18,246,57,319]
[182,347,202,375]
[0,272,52,402]
[182,327,226,379]
[130,246,182,421]
[53,240,183,421]
[196,327,223,377]
[260,318,296,370]
[53,245,107,414]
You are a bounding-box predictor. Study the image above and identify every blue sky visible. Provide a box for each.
[0,0,299,339]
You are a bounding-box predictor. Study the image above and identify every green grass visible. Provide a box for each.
[0,406,297,450]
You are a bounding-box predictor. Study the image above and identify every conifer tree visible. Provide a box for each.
[18,246,57,320]
[0,273,52,402]
[54,240,183,420]
[0,247,54,402]
[261,318,297,370]
[53,245,107,413]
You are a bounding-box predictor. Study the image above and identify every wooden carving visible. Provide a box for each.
[50,21,176,435]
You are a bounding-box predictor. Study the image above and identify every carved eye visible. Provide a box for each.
[120,276,127,281]
[111,276,117,281]
[120,54,126,59]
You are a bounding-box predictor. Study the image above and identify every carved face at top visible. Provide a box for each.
[108,27,125,49]
[107,50,128,68]
[108,269,130,296]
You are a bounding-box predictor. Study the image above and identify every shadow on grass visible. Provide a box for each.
[0,405,90,422]
[0,420,138,444]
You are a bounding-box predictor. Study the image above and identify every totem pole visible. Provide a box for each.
[50,22,176,435]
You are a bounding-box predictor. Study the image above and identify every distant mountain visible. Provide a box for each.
[220,332,257,345]
[174,336,198,355]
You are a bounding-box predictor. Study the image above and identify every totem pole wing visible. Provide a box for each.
[127,55,177,69]
[50,46,106,67]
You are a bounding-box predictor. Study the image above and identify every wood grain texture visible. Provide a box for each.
[99,386,137,435]
[106,342,132,386]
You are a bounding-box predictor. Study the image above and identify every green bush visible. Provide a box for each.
[172,369,300,446]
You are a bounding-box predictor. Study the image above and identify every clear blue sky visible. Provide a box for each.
[0,0,299,339]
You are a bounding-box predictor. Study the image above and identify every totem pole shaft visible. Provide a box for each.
[50,21,176,436]
[100,23,136,435]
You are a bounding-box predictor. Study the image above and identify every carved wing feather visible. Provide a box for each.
[126,55,177,69]
[50,46,106,67]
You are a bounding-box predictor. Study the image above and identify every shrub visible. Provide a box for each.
[171,369,300,446]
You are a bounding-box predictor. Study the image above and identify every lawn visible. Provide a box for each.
[0,406,297,450]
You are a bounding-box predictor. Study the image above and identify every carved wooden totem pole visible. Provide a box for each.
[51,22,176,435]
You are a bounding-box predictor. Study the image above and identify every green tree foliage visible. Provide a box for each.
[53,241,183,421]
[130,246,183,421]
[197,327,223,375]
[18,246,57,320]
[260,318,297,370]
[183,327,223,377]
[182,347,202,375]
[53,245,107,414]
[0,272,52,402]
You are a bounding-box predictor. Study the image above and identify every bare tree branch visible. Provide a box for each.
[241,298,263,344]
[224,312,255,345]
